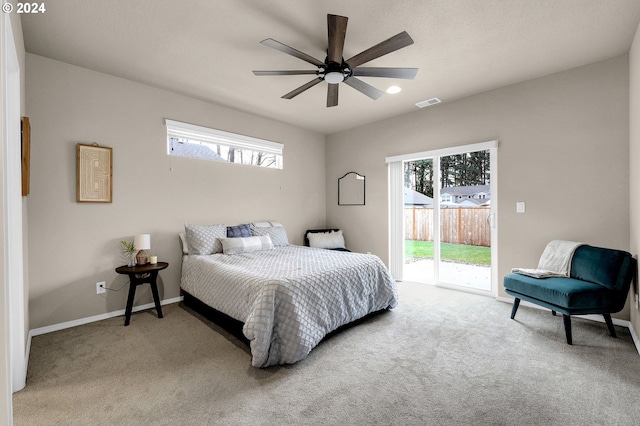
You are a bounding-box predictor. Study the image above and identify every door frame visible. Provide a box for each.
[386,140,499,296]
[2,11,27,400]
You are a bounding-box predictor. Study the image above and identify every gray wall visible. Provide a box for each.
[326,55,632,316]
[26,54,327,329]
[22,49,638,328]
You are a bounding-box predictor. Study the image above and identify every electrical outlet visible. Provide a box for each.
[96,281,106,295]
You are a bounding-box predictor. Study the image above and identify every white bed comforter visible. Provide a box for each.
[180,245,398,367]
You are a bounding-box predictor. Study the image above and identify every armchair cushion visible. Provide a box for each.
[503,274,624,315]
[570,245,635,291]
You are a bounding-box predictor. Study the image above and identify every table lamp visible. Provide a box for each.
[134,234,150,265]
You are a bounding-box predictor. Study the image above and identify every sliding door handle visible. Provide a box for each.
[487,212,495,228]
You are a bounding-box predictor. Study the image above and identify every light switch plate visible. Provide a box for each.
[516,202,526,213]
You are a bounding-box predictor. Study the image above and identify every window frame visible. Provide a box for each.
[165,119,283,169]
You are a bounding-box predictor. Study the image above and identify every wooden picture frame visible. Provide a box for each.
[21,117,30,196]
[76,143,112,203]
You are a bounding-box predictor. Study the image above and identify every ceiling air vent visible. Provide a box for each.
[415,98,441,108]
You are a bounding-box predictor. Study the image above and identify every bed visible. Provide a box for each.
[179,225,398,368]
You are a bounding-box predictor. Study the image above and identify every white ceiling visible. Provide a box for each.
[21,0,640,135]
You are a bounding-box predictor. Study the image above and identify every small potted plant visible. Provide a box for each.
[120,240,137,267]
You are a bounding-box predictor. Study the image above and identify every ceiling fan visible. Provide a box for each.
[252,14,418,107]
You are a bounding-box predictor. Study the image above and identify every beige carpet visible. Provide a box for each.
[13,282,640,425]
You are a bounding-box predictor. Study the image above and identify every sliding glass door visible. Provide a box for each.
[437,152,491,291]
[389,141,497,294]
[404,158,436,284]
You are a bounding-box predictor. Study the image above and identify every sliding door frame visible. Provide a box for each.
[387,140,499,296]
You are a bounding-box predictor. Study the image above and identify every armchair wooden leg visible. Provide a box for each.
[510,298,521,319]
[562,314,572,345]
[603,313,617,338]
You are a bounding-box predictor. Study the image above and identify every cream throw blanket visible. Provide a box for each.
[512,240,584,278]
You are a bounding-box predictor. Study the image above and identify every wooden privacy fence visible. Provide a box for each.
[405,207,491,247]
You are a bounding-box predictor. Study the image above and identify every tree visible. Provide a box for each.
[405,150,490,196]
[404,159,434,197]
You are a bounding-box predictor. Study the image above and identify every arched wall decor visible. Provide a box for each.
[338,171,365,205]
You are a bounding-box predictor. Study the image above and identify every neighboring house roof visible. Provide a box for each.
[404,187,433,206]
[170,139,225,161]
[440,184,490,196]
[457,198,484,207]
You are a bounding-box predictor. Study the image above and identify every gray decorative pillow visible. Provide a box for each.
[184,223,226,255]
[251,226,289,247]
[220,235,274,255]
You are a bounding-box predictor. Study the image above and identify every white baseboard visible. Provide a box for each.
[26,297,184,363]
[496,296,639,354]
[630,321,640,356]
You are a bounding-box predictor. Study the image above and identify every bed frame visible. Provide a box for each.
[181,289,389,349]
[182,290,249,345]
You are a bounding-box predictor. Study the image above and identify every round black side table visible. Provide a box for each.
[115,262,168,326]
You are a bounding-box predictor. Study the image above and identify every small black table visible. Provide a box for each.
[115,262,168,326]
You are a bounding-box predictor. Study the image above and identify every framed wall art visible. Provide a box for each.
[76,143,112,203]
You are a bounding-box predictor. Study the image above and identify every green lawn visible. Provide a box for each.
[405,240,491,266]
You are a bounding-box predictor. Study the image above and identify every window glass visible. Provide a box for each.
[166,119,283,169]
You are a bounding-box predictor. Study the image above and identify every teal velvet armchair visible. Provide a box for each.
[503,245,636,345]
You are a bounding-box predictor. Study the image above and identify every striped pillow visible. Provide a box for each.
[220,235,274,255]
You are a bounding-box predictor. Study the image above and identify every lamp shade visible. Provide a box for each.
[134,234,150,250]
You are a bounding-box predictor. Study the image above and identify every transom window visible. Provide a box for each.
[166,119,283,169]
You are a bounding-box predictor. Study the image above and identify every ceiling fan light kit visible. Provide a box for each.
[324,71,346,84]
[253,14,418,107]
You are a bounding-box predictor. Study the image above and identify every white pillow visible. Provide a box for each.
[251,221,283,228]
[220,235,274,255]
[308,230,345,250]
[184,223,227,255]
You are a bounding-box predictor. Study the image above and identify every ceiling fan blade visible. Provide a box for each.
[282,78,323,99]
[253,70,318,76]
[352,67,418,79]
[345,31,414,68]
[327,14,348,65]
[327,83,339,107]
[260,38,324,67]
[344,77,384,100]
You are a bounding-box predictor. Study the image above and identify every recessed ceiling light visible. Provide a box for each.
[386,85,402,94]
